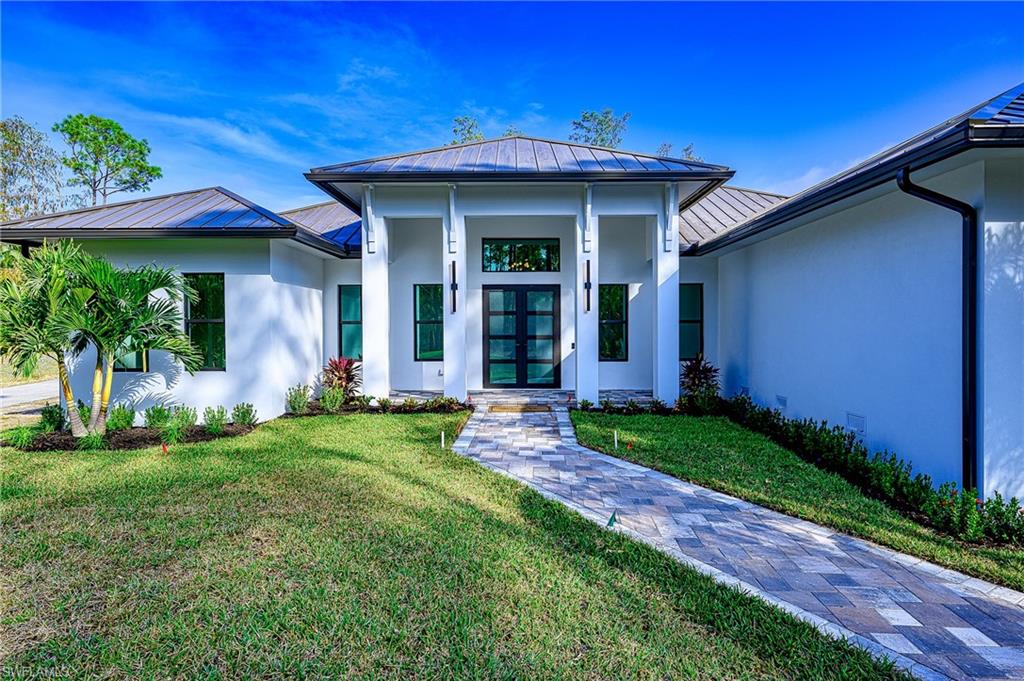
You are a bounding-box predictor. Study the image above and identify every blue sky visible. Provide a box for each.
[3,2,1022,211]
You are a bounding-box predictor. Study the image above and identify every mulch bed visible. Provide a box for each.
[19,424,254,452]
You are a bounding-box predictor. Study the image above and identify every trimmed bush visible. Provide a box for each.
[76,432,105,451]
[3,426,36,448]
[106,404,135,432]
[376,397,392,413]
[231,402,258,427]
[319,387,345,414]
[38,403,66,433]
[203,406,228,435]
[577,399,594,411]
[680,354,720,415]
[144,405,172,429]
[161,406,197,445]
[286,384,311,414]
[322,357,361,399]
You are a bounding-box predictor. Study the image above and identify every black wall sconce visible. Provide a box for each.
[450,260,458,313]
[584,259,592,312]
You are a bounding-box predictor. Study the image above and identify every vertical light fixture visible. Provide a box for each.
[584,259,592,312]
[450,260,458,313]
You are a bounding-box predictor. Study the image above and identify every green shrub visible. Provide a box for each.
[144,405,172,429]
[203,406,228,435]
[722,394,1024,546]
[231,402,258,427]
[161,406,197,445]
[319,387,345,414]
[623,399,643,415]
[76,432,106,451]
[650,399,668,414]
[680,354,720,415]
[76,399,91,426]
[577,399,594,411]
[399,398,418,413]
[376,397,392,413]
[286,384,311,414]
[106,404,135,432]
[350,395,373,411]
[322,357,361,399]
[600,399,615,413]
[38,404,66,433]
[3,426,37,448]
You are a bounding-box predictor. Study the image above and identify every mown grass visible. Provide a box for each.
[0,413,903,679]
[572,412,1024,591]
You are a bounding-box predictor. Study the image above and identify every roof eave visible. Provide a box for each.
[290,229,360,259]
[0,227,297,243]
[690,123,981,255]
[306,170,733,183]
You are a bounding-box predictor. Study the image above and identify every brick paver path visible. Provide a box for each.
[453,404,1024,681]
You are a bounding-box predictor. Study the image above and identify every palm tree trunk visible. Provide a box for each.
[96,352,114,434]
[87,353,103,432]
[58,358,87,438]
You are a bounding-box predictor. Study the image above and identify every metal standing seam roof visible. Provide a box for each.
[277,184,787,257]
[309,136,732,178]
[693,81,1024,254]
[679,186,787,248]
[280,201,362,257]
[0,187,294,237]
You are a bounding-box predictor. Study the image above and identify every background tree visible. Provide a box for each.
[569,109,631,148]
[52,114,162,206]
[1,115,77,221]
[450,115,484,145]
[655,142,703,162]
[502,125,523,137]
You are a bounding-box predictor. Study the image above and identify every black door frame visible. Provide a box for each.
[482,284,561,389]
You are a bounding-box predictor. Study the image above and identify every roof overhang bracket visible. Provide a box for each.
[582,183,593,253]
[447,184,458,255]
[664,182,678,252]
[362,184,376,254]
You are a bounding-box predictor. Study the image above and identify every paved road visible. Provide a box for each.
[0,379,59,410]
[453,400,1024,681]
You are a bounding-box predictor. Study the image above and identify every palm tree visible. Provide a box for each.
[62,257,203,433]
[0,240,90,435]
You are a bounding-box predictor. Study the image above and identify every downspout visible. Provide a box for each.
[895,167,978,491]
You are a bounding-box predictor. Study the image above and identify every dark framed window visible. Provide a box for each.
[338,284,362,360]
[679,283,704,361]
[482,238,560,272]
[184,273,226,371]
[599,284,628,361]
[414,284,443,361]
[113,349,149,372]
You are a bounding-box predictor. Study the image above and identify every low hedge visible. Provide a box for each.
[720,395,1023,546]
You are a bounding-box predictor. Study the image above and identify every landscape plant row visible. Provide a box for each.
[575,355,1023,547]
[3,401,258,451]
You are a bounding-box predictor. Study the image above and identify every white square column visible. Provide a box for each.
[575,184,599,404]
[443,185,468,400]
[361,184,390,398]
[652,183,681,403]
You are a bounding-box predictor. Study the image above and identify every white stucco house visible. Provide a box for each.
[2,83,1022,498]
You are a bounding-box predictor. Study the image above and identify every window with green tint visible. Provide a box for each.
[414,284,443,361]
[599,284,628,361]
[113,349,148,372]
[338,285,362,360]
[184,273,226,370]
[679,283,703,360]
[482,239,560,272]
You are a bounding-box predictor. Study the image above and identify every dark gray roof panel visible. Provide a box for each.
[0,187,293,235]
[308,135,731,180]
[679,186,787,248]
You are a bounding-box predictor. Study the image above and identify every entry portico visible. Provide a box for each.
[305,136,733,403]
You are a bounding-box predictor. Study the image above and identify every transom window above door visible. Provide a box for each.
[482,238,560,272]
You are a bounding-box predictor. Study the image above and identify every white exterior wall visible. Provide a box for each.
[322,258,362,363]
[717,163,983,489]
[598,216,653,390]
[71,238,325,423]
[980,155,1024,498]
[388,218,444,391]
[465,214,577,390]
[678,254,719,375]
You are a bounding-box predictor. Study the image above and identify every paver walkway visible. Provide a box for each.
[453,402,1024,681]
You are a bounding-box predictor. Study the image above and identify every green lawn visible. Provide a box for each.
[0,413,902,679]
[572,412,1024,591]
[0,356,58,387]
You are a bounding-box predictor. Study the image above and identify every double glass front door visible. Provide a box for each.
[483,285,560,388]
